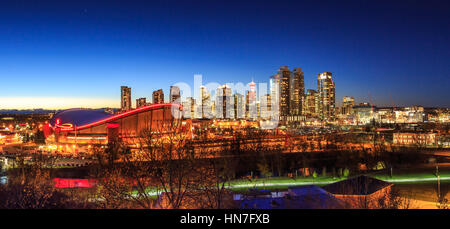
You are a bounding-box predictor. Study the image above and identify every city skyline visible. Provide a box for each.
[1,0,450,109]
[1,1,450,212]
[1,67,449,110]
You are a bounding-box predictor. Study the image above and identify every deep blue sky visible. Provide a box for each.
[0,0,449,108]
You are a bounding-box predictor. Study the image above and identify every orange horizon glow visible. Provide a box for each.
[0,97,119,110]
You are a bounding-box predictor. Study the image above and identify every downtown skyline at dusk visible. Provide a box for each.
[1,0,450,109]
[2,0,450,215]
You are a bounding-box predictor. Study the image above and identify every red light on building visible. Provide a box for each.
[42,123,53,138]
[107,123,119,128]
[53,178,96,188]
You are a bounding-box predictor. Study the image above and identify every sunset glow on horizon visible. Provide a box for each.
[0,97,119,110]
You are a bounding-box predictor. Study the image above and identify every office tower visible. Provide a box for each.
[278,66,291,120]
[260,94,272,119]
[200,86,212,119]
[248,80,257,104]
[305,89,318,117]
[170,86,181,103]
[121,86,132,112]
[216,84,233,119]
[269,66,305,125]
[246,92,257,119]
[182,97,196,119]
[152,89,164,104]
[342,96,355,115]
[234,93,245,119]
[291,67,305,116]
[244,80,257,119]
[270,74,281,119]
[136,97,147,108]
[317,72,336,120]
[301,95,306,115]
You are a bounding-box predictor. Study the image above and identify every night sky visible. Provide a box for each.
[0,0,449,109]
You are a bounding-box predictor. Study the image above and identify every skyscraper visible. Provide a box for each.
[216,84,233,119]
[248,80,257,103]
[200,86,212,119]
[136,97,147,108]
[270,66,306,125]
[170,86,181,103]
[305,89,318,117]
[234,93,245,119]
[121,86,132,112]
[260,94,272,119]
[270,74,281,119]
[342,96,355,115]
[291,67,305,116]
[317,72,336,120]
[152,89,164,104]
[182,97,196,119]
[278,66,291,121]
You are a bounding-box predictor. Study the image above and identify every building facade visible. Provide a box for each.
[216,85,234,119]
[393,132,436,146]
[152,89,165,104]
[291,67,305,116]
[170,86,181,103]
[317,72,335,120]
[200,86,212,119]
[305,89,319,117]
[136,97,147,108]
[278,66,291,122]
[342,96,355,115]
[121,86,132,112]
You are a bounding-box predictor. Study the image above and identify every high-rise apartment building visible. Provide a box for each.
[121,86,132,112]
[136,97,147,108]
[291,67,305,116]
[152,89,164,104]
[270,66,306,125]
[170,86,181,103]
[305,89,319,117]
[278,66,291,121]
[317,72,336,120]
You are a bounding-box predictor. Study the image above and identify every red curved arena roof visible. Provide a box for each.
[53,103,182,132]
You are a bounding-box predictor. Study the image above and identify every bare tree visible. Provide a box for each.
[91,118,200,209]
[0,155,94,209]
